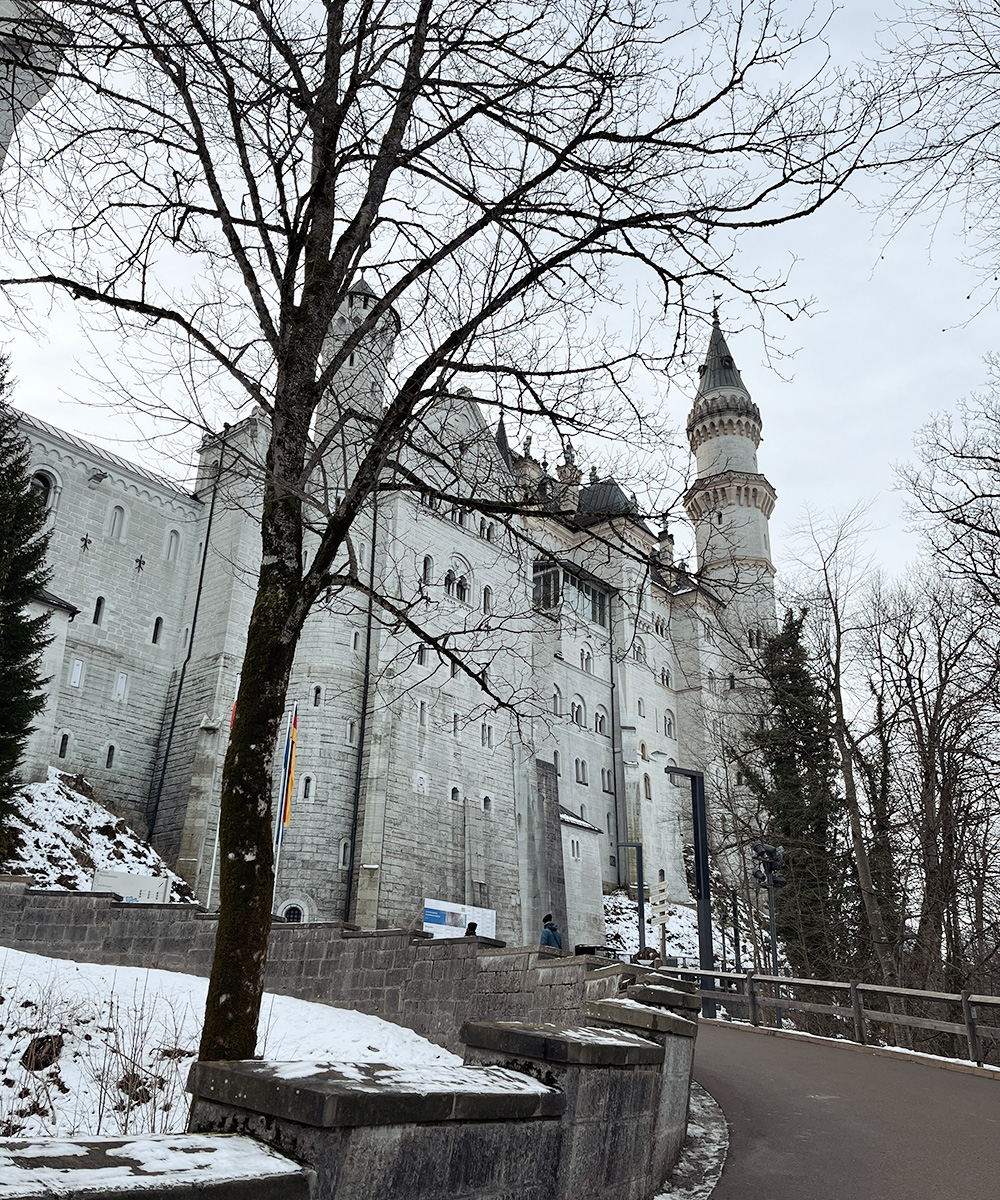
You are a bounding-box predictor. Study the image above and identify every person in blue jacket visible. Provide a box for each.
[540,913,563,949]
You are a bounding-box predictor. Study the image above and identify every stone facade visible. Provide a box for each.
[17,295,776,944]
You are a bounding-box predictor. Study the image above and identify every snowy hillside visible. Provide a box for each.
[2,771,195,902]
[0,947,460,1139]
[604,888,761,968]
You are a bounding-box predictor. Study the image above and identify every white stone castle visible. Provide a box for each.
[17,288,776,950]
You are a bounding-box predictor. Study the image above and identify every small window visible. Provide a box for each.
[643,773,652,800]
[659,869,665,883]
[347,720,357,745]
[660,668,671,687]
[481,723,494,748]
[575,758,588,785]
[92,596,104,625]
[456,574,469,603]
[665,711,675,738]
[417,644,427,666]
[736,771,744,786]
[339,838,351,869]
[728,674,736,690]
[422,555,433,583]
[640,741,648,761]
[633,640,645,663]
[482,586,493,615]
[483,795,492,812]
[580,648,593,673]
[451,660,460,678]
[109,505,125,540]
[352,630,361,651]
[302,776,313,800]
[313,685,322,707]
[152,616,163,645]
[283,905,303,923]
[451,786,460,804]
[166,529,180,562]
[453,712,460,737]
[607,811,613,832]
[30,473,52,508]
[113,672,128,702]
[445,570,457,597]
[70,659,83,688]
[580,803,587,820]
[105,744,116,768]
[667,758,679,783]
[553,750,561,776]
[450,507,465,526]
[594,708,607,735]
[637,698,645,718]
[552,687,561,716]
[419,701,427,728]
[58,733,69,759]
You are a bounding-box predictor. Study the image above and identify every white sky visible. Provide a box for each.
[4,0,994,583]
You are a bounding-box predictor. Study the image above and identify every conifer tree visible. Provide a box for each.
[0,360,51,859]
[737,609,862,980]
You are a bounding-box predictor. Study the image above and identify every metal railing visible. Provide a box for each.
[660,966,1000,1067]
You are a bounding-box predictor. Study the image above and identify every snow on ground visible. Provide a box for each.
[0,947,460,1139]
[2,772,194,901]
[655,1083,729,1200]
[604,889,757,968]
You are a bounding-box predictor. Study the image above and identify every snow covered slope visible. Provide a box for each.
[2,771,194,901]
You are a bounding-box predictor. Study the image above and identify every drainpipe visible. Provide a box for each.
[147,424,230,837]
[343,493,379,921]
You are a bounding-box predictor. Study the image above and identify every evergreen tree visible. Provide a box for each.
[737,609,861,980]
[0,361,51,859]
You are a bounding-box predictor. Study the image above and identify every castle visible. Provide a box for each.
[17,294,776,949]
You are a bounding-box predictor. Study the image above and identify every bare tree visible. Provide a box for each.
[2,0,889,1059]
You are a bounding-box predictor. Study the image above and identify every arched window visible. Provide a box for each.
[553,750,561,776]
[658,869,665,883]
[166,530,180,562]
[109,506,125,540]
[422,555,433,583]
[607,811,613,832]
[152,616,163,645]
[571,698,586,727]
[575,758,588,784]
[580,645,593,673]
[637,697,645,718]
[282,905,303,923]
[483,795,492,812]
[482,586,493,614]
[660,667,671,688]
[456,575,470,603]
[639,741,648,761]
[30,472,53,508]
[552,686,562,716]
[665,710,676,738]
[580,803,587,821]
[339,838,351,869]
[302,775,313,800]
[667,758,679,783]
[643,773,653,800]
[58,733,69,759]
[313,685,322,707]
[92,596,105,625]
[633,639,645,663]
[451,786,460,804]
[105,744,116,768]
[450,507,466,527]
[444,570,457,597]
[594,707,608,735]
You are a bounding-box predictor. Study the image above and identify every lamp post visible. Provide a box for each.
[617,841,645,951]
[751,842,786,1026]
[665,766,715,1018]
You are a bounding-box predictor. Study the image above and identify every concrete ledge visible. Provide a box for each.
[585,998,698,1039]
[340,928,433,939]
[461,1020,664,1066]
[187,1060,565,1127]
[0,1133,311,1198]
[627,984,702,1012]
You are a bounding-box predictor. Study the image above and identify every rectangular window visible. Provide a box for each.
[70,660,84,688]
[347,720,357,745]
[453,713,460,738]
[113,672,128,702]
[419,701,427,728]
[481,723,494,748]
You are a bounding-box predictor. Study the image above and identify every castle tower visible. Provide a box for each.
[683,316,776,605]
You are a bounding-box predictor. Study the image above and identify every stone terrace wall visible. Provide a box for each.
[0,881,625,1051]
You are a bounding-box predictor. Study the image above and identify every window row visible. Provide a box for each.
[418,493,497,542]
[56,731,118,769]
[89,597,167,645]
[420,557,494,613]
[532,562,608,627]
[31,475,185,561]
[66,660,131,702]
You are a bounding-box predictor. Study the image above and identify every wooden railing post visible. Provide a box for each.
[961,990,982,1066]
[849,980,866,1045]
[747,970,760,1027]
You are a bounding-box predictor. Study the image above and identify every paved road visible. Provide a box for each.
[693,1022,1000,1199]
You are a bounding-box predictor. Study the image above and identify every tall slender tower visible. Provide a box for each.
[683,316,776,621]
[0,3,61,170]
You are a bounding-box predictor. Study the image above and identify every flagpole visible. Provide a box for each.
[273,703,297,905]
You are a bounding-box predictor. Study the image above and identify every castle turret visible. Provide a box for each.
[683,316,776,589]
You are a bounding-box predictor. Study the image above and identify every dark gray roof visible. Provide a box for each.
[495,417,514,471]
[349,278,376,296]
[696,317,749,398]
[578,478,638,518]
[36,588,79,616]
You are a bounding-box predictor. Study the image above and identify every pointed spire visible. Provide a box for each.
[696,313,749,398]
[494,415,514,470]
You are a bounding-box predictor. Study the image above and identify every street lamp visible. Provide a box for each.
[665,766,716,1019]
[751,841,787,1025]
[617,841,645,952]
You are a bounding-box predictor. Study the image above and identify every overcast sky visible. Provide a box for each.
[4,0,995,584]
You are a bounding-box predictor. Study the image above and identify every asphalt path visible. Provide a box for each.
[693,1021,1000,1199]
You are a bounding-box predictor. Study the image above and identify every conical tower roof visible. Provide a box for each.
[696,313,749,398]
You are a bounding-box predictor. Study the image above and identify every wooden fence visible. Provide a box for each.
[661,966,1000,1067]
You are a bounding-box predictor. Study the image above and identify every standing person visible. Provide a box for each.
[464,921,478,937]
[540,914,563,949]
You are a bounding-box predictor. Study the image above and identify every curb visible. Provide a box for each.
[700,1017,1000,1080]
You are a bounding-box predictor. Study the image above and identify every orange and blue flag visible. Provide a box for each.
[276,703,297,845]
